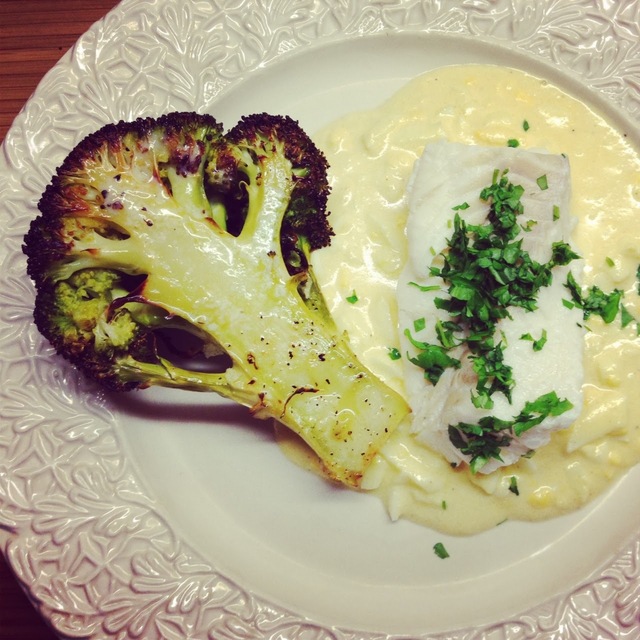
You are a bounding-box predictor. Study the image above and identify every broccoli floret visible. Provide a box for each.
[23,111,409,487]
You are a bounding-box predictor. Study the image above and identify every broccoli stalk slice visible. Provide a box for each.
[165,165,221,226]
[25,113,408,487]
[236,143,293,251]
[123,144,406,485]
[114,355,257,399]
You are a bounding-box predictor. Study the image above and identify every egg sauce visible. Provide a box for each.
[283,64,640,535]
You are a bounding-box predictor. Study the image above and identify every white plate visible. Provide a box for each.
[1,1,639,638]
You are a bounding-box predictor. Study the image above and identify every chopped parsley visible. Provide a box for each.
[387,347,402,361]
[405,329,461,385]
[433,542,450,559]
[508,475,519,495]
[564,272,622,324]
[620,304,634,329]
[523,120,530,132]
[520,328,547,351]
[409,281,440,293]
[536,174,549,190]
[435,319,457,349]
[605,256,615,267]
[414,317,426,332]
[470,341,513,409]
[448,391,573,472]
[346,290,359,304]
[507,139,520,148]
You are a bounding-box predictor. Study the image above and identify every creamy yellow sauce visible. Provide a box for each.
[307,64,640,535]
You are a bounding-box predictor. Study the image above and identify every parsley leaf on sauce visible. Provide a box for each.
[564,272,622,324]
[620,304,635,329]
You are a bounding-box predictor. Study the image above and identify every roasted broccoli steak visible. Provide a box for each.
[23,111,409,487]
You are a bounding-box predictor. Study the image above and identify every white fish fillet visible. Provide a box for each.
[397,141,584,472]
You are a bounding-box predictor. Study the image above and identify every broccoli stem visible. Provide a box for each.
[115,356,257,404]
[27,113,409,488]
[63,142,407,486]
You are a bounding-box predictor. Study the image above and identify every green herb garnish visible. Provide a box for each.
[405,329,461,385]
[435,319,458,349]
[346,290,358,304]
[564,272,623,324]
[523,120,530,132]
[508,476,520,495]
[452,202,470,211]
[448,391,573,472]
[520,328,547,351]
[620,304,634,329]
[409,281,440,293]
[433,542,450,559]
[470,341,513,409]
[507,139,520,148]
[536,174,548,190]
[387,347,401,361]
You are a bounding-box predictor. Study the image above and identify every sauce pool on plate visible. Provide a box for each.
[296,64,640,535]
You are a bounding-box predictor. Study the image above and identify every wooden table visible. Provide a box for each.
[0,3,121,636]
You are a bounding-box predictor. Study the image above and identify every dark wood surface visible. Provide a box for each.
[0,0,121,141]
[0,3,121,637]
